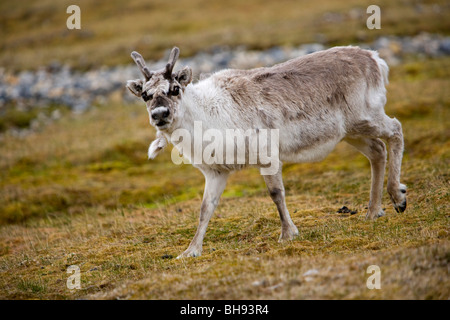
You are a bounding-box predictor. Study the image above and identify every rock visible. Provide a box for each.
[267,283,283,290]
[439,38,450,55]
[302,269,319,277]
[301,43,325,54]
[0,33,448,127]
[51,109,62,120]
[252,279,269,287]
[303,269,319,282]
[373,36,391,51]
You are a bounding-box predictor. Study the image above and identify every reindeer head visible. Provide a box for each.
[126,47,192,131]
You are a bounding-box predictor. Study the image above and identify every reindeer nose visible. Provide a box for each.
[151,107,170,122]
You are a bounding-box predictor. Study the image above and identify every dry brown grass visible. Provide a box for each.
[1,0,449,71]
[0,56,449,299]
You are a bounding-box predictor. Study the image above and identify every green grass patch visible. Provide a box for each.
[0,56,449,299]
[1,0,449,71]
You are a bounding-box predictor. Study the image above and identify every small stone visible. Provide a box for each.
[268,283,283,290]
[288,279,302,286]
[252,279,268,287]
[51,109,62,120]
[303,269,319,277]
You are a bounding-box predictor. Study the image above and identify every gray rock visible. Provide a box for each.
[0,33,448,121]
[439,38,450,55]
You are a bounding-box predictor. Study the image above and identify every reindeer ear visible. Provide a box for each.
[126,79,144,97]
[175,67,193,87]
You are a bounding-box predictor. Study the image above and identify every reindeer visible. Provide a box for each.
[126,46,406,258]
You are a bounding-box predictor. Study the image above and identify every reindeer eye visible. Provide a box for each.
[171,86,180,96]
[142,92,153,102]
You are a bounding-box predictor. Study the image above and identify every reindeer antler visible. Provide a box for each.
[131,47,180,81]
[131,51,153,81]
[164,47,180,79]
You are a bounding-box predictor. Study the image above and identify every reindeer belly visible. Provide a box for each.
[280,138,340,163]
[278,120,345,163]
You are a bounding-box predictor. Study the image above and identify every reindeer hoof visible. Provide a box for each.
[176,248,202,259]
[366,209,385,220]
[278,227,299,242]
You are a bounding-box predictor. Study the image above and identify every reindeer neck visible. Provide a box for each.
[169,82,211,133]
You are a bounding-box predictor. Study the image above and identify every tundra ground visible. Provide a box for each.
[1,0,449,71]
[0,56,449,299]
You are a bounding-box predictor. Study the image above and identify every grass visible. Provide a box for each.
[1,0,449,71]
[0,105,69,133]
[0,55,449,299]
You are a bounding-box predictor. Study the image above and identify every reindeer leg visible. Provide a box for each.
[383,118,407,213]
[262,168,299,241]
[347,115,406,216]
[345,137,387,219]
[177,170,229,258]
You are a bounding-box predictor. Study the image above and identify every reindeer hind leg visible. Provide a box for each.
[345,137,387,219]
[382,117,407,213]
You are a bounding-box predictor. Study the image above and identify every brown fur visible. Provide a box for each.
[215,47,381,120]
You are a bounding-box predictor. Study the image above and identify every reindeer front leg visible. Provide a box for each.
[262,167,299,241]
[177,170,229,258]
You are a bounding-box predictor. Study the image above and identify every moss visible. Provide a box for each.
[87,161,130,172]
[17,279,47,294]
[0,108,38,131]
[1,0,450,71]
[0,51,449,300]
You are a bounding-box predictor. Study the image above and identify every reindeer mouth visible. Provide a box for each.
[156,120,168,128]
